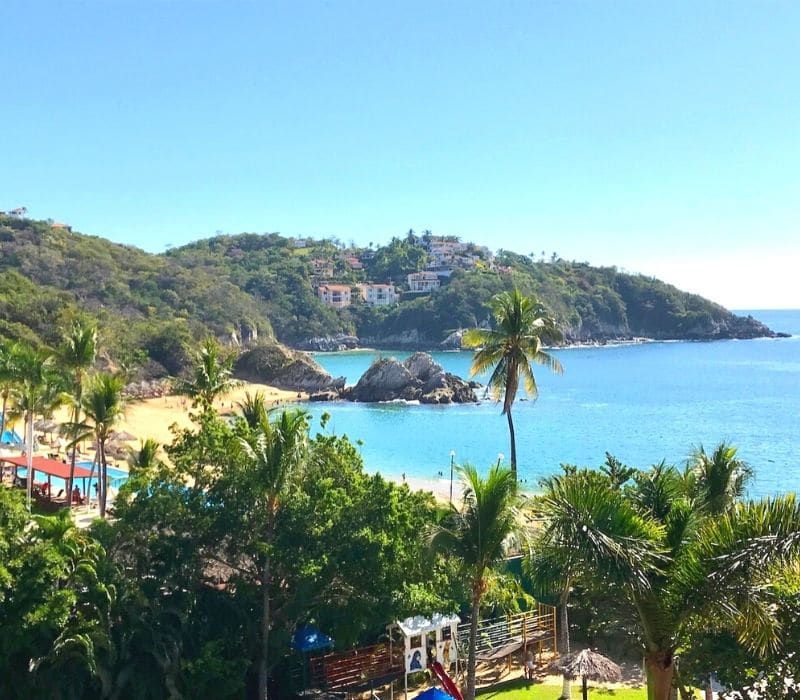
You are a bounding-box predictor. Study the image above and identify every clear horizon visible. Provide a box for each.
[2,1,798,309]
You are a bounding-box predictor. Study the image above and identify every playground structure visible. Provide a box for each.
[391,613,461,699]
[458,604,558,675]
[303,604,557,698]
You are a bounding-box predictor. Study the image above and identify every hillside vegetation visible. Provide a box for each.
[0,216,776,378]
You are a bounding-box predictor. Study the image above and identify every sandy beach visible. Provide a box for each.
[41,382,306,458]
[117,383,305,448]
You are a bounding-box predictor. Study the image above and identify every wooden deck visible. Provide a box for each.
[308,643,404,692]
[458,605,558,664]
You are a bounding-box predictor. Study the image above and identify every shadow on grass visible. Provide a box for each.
[477,676,643,700]
[477,677,530,698]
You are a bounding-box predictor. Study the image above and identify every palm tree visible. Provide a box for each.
[0,341,16,443]
[178,337,240,410]
[462,289,563,475]
[526,470,662,700]
[127,438,161,471]
[236,390,269,430]
[58,321,98,506]
[8,346,66,509]
[233,407,309,700]
[687,442,752,515]
[431,463,523,700]
[529,454,800,700]
[78,374,127,518]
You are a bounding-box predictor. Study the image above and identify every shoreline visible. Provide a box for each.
[381,471,541,504]
[304,335,780,357]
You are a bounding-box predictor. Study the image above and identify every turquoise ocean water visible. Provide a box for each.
[307,310,800,498]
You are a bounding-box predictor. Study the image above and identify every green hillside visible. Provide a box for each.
[0,216,777,378]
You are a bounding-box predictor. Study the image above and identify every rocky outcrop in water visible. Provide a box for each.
[300,334,360,351]
[342,352,477,404]
[234,343,345,393]
[440,329,465,350]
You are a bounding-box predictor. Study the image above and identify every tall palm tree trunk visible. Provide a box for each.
[645,651,674,700]
[98,439,107,518]
[560,582,572,699]
[67,405,80,508]
[466,587,481,700]
[0,392,7,442]
[259,553,271,700]
[25,412,34,509]
[506,409,517,476]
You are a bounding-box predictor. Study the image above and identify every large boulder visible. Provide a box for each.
[344,358,422,402]
[234,343,345,394]
[439,329,465,350]
[344,352,477,404]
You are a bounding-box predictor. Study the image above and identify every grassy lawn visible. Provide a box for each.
[477,677,647,700]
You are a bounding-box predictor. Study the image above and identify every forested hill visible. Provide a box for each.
[0,216,778,377]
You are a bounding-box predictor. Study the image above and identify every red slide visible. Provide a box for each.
[431,661,463,700]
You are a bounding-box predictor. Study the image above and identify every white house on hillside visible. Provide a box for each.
[357,283,398,306]
[317,284,352,308]
[407,271,441,293]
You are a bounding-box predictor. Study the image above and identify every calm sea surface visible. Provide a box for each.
[307,310,800,498]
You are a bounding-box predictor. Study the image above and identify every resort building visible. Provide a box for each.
[357,283,398,306]
[317,284,352,308]
[344,256,364,270]
[407,271,441,293]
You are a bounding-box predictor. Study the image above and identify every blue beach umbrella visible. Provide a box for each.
[292,625,334,653]
[416,688,455,700]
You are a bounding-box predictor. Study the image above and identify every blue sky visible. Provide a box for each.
[2,1,798,308]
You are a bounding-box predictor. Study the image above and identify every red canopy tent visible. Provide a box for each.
[1,455,94,501]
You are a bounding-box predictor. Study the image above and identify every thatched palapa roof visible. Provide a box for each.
[550,648,622,682]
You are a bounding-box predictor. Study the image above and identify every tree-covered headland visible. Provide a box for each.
[0,216,779,383]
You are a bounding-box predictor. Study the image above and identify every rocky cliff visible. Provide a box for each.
[234,343,345,393]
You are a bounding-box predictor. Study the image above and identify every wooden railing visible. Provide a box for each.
[309,642,404,692]
[457,605,557,657]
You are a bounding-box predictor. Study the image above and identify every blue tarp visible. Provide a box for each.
[292,625,334,653]
[416,688,454,700]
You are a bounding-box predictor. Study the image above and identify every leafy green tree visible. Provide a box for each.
[178,337,240,410]
[275,432,458,645]
[58,320,98,506]
[77,373,127,518]
[215,408,309,700]
[462,289,563,475]
[431,463,523,700]
[529,452,800,700]
[107,408,458,697]
[366,235,428,282]
[0,488,110,697]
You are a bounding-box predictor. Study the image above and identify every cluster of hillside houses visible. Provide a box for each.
[311,236,495,308]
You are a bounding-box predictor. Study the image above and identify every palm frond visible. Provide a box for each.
[532,470,665,591]
[673,495,800,655]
